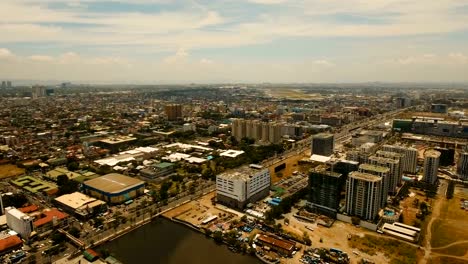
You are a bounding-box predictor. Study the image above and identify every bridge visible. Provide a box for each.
[58,228,85,248]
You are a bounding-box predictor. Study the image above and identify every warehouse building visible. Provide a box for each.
[54,192,107,218]
[83,173,145,204]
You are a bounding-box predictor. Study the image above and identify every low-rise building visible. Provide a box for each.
[54,192,107,218]
[216,164,270,209]
[83,173,145,204]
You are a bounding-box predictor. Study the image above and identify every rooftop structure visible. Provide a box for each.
[83,173,145,204]
[55,192,106,217]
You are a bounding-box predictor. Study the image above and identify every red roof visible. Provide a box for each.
[19,205,39,213]
[33,209,68,227]
[0,236,22,253]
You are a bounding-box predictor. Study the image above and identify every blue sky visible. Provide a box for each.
[1,0,468,83]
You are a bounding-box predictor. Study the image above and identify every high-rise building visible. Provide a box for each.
[358,163,389,208]
[31,85,46,99]
[368,156,401,194]
[165,104,182,121]
[382,145,418,174]
[216,164,270,209]
[307,170,345,218]
[6,81,11,88]
[311,133,334,156]
[268,123,282,144]
[5,207,34,240]
[423,150,441,185]
[232,118,246,140]
[434,147,455,167]
[345,171,382,221]
[456,151,468,181]
[1,81,6,89]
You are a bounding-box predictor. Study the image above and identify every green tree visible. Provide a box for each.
[69,227,80,238]
[213,231,224,244]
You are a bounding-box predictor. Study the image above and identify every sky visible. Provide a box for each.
[1,0,468,84]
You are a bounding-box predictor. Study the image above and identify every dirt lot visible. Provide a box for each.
[281,209,389,264]
[163,191,237,226]
[0,164,25,179]
[268,151,309,184]
[400,188,432,227]
[430,186,468,249]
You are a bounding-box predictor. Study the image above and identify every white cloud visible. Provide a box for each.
[200,58,214,64]
[0,48,14,59]
[313,59,334,67]
[29,55,54,62]
[449,53,468,64]
[163,48,190,64]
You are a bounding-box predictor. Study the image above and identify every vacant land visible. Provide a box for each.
[0,164,25,179]
[431,186,468,248]
[429,256,468,264]
[348,234,418,264]
[268,151,308,184]
[400,188,431,227]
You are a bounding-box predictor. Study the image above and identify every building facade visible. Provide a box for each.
[423,150,441,185]
[345,172,382,221]
[457,151,468,181]
[307,170,344,218]
[5,207,34,240]
[358,163,390,207]
[165,104,182,121]
[216,164,270,209]
[311,133,334,156]
[368,156,401,195]
[382,145,418,174]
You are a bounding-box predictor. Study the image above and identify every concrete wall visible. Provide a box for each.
[336,213,378,231]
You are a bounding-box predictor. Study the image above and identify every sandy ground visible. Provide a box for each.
[400,188,431,226]
[280,210,389,264]
[268,151,309,184]
[0,164,25,179]
[163,192,237,226]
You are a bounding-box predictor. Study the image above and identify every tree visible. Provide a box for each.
[66,161,79,171]
[69,227,81,238]
[51,232,66,245]
[213,231,223,244]
[240,215,248,223]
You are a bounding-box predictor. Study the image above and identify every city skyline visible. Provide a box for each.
[1,0,468,83]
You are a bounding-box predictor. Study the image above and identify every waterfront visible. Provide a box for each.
[98,217,262,264]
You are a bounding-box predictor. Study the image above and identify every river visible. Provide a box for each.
[98,217,262,264]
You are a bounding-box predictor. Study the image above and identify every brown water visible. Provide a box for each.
[98,217,262,264]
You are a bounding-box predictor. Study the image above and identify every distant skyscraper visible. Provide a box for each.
[31,85,46,99]
[382,145,418,174]
[423,150,441,185]
[165,104,182,121]
[457,151,468,181]
[311,133,334,156]
[6,81,11,88]
[1,81,6,89]
[307,170,344,217]
[345,171,382,221]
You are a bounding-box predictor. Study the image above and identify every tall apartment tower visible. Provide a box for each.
[311,133,334,156]
[368,155,401,194]
[382,145,418,174]
[424,150,441,185]
[457,151,468,181]
[345,171,382,221]
[358,163,389,208]
[165,104,183,121]
[307,170,345,217]
[232,118,246,140]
